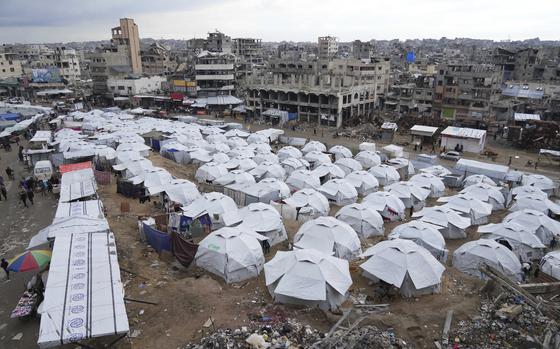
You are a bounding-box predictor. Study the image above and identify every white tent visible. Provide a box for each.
[385,181,430,209]
[420,165,452,177]
[522,174,556,195]
[206,134,228,144]
[438,194,493,225]
[463,174,497,187]
[461,183,505,210]
[258,178,291,199]
[540,251,560,280]
[224,129,250,138]
[113,158,154,179]
[228,146,255,159]
[163,179,201,205]
[195,227,266,283]
[368,164,400,186]
[249,142,273,155]
[360,239,445,297]
[388,221,448,263]
[116,142,151,156]
[182,192,240,229]
[264,249,352,311]
[283,188,330,219]
[318,179,358,206]
[334,158,363,176]
[195,162,229,183]
[227,136,249,149]
[354,150,381,169]
[249,161,287,181]
[453,239,522,282]
[131,167,173,195]
[302,140,327,154]
[359,142,376,152]
[313,163,346,183]
[277,146,303,161]
[345,170,379,196]
[334,203,384,239]
[362,191,406,221]
[294,217,361,260]
[286,169,321,191]
[239,203,288,246]
[54,200,105,221]
[28,216,109,249]
[329,145,353,160]
[509,194,560,216]
[115,149,142,164]
[511,185,548,200]
[212,152,230,164]
[387,157,415,178]
[215,169,256,186]
[281,157,309,175]
[409,173,446,198]
[304,151,332,169]
[247,133,269,144]
[412,206,471,239]
[503,209,560,245]
[225,156,258,171]
[478,222,546,262]
[253,152,279,165]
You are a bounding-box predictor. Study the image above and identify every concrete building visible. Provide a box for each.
[53,47,81,84]
[0,52,23,79]
[206,31,232,53]
[385,75,435,114]
[141,42,176,75]
[352,40,374,60]
[195,51,235,97]
[107,75,166,96]
[233,38,263,80]
[318,36,338,61]
[111,18,142,74]
[433,62,502,122]
[245,57,391,127]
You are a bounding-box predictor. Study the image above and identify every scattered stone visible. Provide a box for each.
[11,333,23,340]
[129,329,142,338]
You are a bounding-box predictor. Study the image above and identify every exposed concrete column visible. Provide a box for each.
[297,93,301,121]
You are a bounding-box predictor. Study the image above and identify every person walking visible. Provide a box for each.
[261,239,271,255]
[1,258,9,280]
[0,185,7,201]
[5,167,14,180]
[27,189,35,205]
[19,188,28,208]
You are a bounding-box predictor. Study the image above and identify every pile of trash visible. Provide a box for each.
[182,319,322,349]
[183,319,407,349]
[313,325,406,349]
[450,295,559,348]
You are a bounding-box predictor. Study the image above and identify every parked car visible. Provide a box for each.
[440,151,461,161]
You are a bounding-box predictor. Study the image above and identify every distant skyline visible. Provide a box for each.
[1,0,559,44]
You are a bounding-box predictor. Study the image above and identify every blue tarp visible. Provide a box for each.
[0,113,21,121]
[406,51,415,63]
[143,223,172,252]
[288,112,297,121]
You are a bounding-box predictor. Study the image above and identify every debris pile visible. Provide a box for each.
[450,295,559,348]
[312,325,406,349]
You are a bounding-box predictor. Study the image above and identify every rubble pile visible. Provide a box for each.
[312,325,406,349]
[451,295,559,348]
[182,319,322,349]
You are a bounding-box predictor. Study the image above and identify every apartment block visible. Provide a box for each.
[0,52,23,79]
[53,47,81,83]
[318,36,338,61]
[141,43,176,75]
[195,51,235,97]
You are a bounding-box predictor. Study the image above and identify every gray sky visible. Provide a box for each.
[1,0,559,43]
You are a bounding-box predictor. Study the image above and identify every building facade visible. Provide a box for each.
[53,47,81,84]
[195,51,235,97]
[111,18,142,74]
[0,52,23,79]
[141,43,176,75]
[107,75,166,96]
[318,36,338,61]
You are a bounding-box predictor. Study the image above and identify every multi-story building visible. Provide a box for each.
[352,40,374,60]
[110,18,142,74]
[245,57,391,127]
[195,51,235,97]
[91,18,142,96]
[433,62,502,122]
[53,47,81,84]
[318,36,338,61]
[141,42,176,76]
[206,31,232,53]
[0,52,23,79]
[385,75,435,114]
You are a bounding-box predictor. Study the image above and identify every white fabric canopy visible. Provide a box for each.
[463,174,497,187]
[460,183,505,210]
[283,188,330,218]
[195,162,229,183]
[286,169,321,191]
[344,170,379,196]
[334,203,384,239]
[362,191,405,221]
[503,209,560,245]
[334,158,363,176]
[239,203,287,245]
[277,146,303,161]
[302,141,327,154]
[329,145,353,160]
[409,173,446,198]
[438,193,493,224]
[354,150,381,169]
[368,164,400,186]
[388,221,448,263]
[318,179,358,206]
[412,206,471,239]
[385,181,430,209]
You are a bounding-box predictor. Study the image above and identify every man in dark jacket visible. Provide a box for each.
[1,258,9,280]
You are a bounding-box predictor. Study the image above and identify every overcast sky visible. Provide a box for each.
[1,0,559,43]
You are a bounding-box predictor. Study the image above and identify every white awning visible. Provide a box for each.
[38,232,129,348]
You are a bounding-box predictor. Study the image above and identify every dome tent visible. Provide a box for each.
[388,221,448,263]
[302,140,327,154]
[318,179,358,206]
[281,157,309,176]
[463,174,497,187]
[368,164,400,186]
[354,150,381,169]
[195,226,267,283]
[313,163,346,183]
[541,251,560,280]
[511,185,548,200]
[334,203,384,239]
[329,145,353,161]
[522,174,556,196]
[249,161,287,181]
[345,170,379,196]
[264,249,352,311]
[479,222,546,262]
[194,162,229,184]
[294,216,362,260]
[509,195,560,216]
[461,183,505,210]
[453,239,522,282]
[360,239,445,298]
[385,181,430,210]
[334,158,363,176]
[214,170,256,186]
[182,192,240,230]
[409,173,446,198]
[283,188,330,220]
[304,151,332,169]
[258,178,291,200]
[503,209,560,245]
[438,193,493,225]
[277,146,303,161]
[362,191,406,221]
[412,205,471,239]
[239,203,288,246]
[286,169,321,191]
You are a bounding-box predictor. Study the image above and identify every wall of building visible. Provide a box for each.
[0,53,23,79]
[107,76,166,96]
